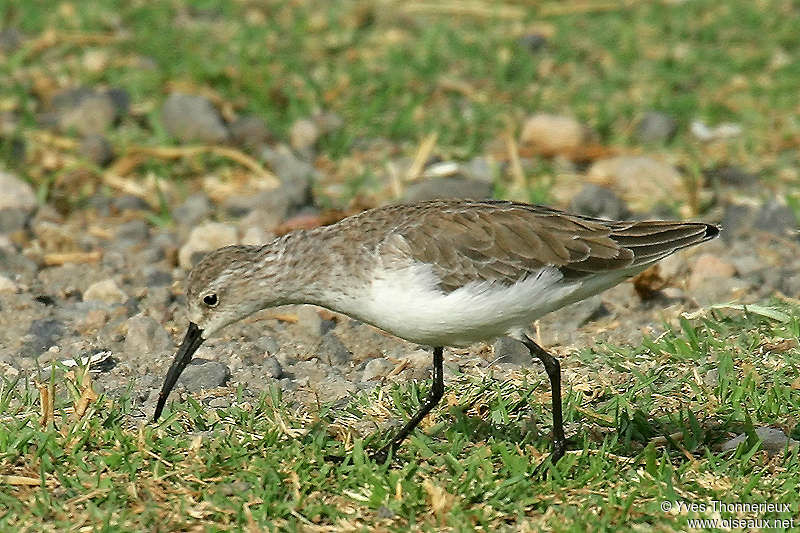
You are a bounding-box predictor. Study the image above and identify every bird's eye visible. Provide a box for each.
[202,293,218,307]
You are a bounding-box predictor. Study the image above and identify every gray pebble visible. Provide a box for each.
[362,357,394,381]
[178,359,231,392]
[570,184,629,220]
[173,193,212,227]
[296,306,323,337]
[116,219,150,244]
[229,115,272,148]
[54,89,117,136]
[317,331,352,366]
[262,357,283,379]
[79,134,114,166]
[720,427,799,455]
[703,165,758,187]
[0,171,37,232]
[635,112,678,144]
[208,397,229,408]
[161,92,229,144]
[124,314,173,356]
[113,195,151,212]
[20,319,65,357]
[754,200,797,238]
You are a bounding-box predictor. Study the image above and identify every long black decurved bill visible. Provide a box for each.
[152,322,205,422]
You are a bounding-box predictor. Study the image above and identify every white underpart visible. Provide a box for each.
[333,262,641,347]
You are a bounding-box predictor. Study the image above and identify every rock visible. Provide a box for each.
[587,156,683,212]
[569,184,629,220]
[518,33,548,53]
[105,88,131,118]
[54,89,117,135]
[289,118,320,152]
[145,269,173,287]
[262,357,283,379]
[401,349,432,370]
[635,112,678,144]
[688,254,736,290]
[402,177,493,202]
[125,313,174,358]
[78,308,109,333]
[112,194,151,212]
[229,115,272,148]
[116,219,150,245]
[208,397,229,408]
[492,337,531,365]
[0,171,37,232]
[240,226,271,246]
[720,427,799,455]
[519,114,590,157]
[317,331,352,366]
[0,28,22,54]
[79,134,114,166]
[161,92,229,144]
[174,193,212,227]
[178,222,238,269]
[753,200,797,238]
[84,279,127,305]
[20,319,65,357]
[703,165,758,187]
[178,359,231,392]
[0,274,17,293]
[296,306,323,337]
[362,357,394,381]
[720,203,752,239]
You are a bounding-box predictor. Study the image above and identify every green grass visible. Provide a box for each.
[1,303,798,530]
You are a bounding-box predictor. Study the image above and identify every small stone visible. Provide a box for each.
[289,118,320,152]
[173,193,212,227]
[720,427,799,455]
[317,331,352,366]
[209,397,229,408]
[217,481,252,496]
[56,91,116,135]
[116,219,150,244]
[229,115,272,148]
[587,156,683,212]
[703,165,758,187]
[178,359,231,392]
[753,200,797,238]
[79,308,109,333]
[362,358,394,381]
[262,357,283,378]
[376,505,395,519]
[401,349,431,370]
[20,319,65,357]
[79,134,114,166]
[240,226,270,246]
[635,112,678,144]
[518,33,548,53]
[688,254,736,290]
[112,194,151,212]
[0,171,37,232]
[145,269,173,287]
[84,279,127,305]
[296,306,323,337]
[0,28,22,54]
[461,157,495,183]
[492,337,531,366]
[258,144,316,203]
[124,314,174,355]
[178,222,238,269]
[161,92,229,144]
[402,177,492,203]
[569,184,629,220]
[520,113,590,157]
[0,274,17,293]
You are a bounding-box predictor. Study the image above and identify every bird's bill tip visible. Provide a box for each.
[152,322,205,422]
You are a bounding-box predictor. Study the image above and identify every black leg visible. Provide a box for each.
[371,346,445,463]
[520,335,566,463]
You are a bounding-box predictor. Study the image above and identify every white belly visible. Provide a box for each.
[329,263,585,347]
